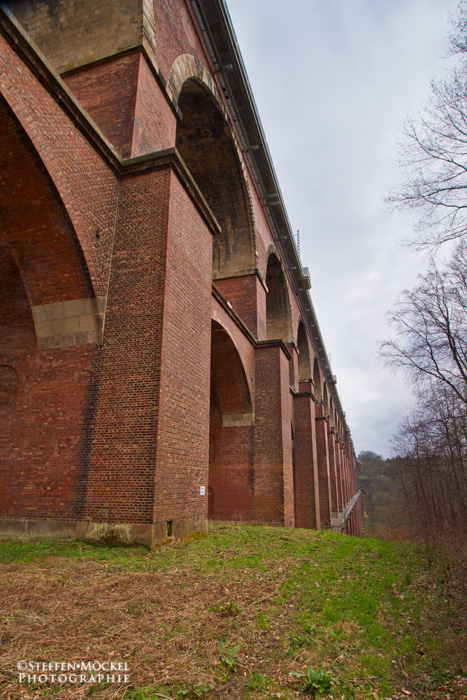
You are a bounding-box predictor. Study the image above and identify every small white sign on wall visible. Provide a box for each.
[200,486,206,496]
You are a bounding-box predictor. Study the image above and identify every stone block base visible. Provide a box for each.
[0,515,208,548]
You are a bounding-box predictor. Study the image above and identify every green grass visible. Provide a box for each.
[0,525,465,700]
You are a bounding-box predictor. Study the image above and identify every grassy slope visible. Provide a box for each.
[0,524,465,700]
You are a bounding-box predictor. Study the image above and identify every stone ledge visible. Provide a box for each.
[31,296,106,348]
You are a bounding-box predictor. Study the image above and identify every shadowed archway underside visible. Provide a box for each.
[266,252,292,342]
[176,79,256,279]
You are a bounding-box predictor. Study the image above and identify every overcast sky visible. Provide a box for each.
[226,0,460,457]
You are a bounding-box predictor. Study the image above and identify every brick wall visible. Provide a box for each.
[64,54,140,158]
[0,229,95,520]
[65,52,177,158]
[328,430,339,514]
[132,54,177,155]
[315,404,332,526]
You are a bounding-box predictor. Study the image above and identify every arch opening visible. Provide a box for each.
[176,79,255,279]
[297,321,311,382]
[323,382,329,414]
[313,358,322,401]
[265,253,292,342]
[209,321,254,521]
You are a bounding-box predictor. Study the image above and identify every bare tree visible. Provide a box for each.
[389,1,467,249]
[380,241,467,405]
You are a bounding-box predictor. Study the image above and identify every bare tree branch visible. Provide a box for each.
[380,241,467,406]
[388,22,467,249]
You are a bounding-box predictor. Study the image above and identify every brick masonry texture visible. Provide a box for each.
[82,168,172,525]
[64,54,141,158]
[215,274,263,337]
[0,0,363,545]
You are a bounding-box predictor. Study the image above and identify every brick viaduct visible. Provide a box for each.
[0,0,363,545]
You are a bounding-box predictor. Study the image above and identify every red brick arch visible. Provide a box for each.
[0,99,93,308]
[0,101,98,526]
[170,55,256,279]
[0,36,114,298]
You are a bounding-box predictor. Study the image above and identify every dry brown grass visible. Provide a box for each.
[0,542,297,700]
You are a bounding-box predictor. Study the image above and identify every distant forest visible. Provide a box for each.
[358,451,408,541]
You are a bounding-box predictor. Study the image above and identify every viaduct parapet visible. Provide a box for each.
[0,0,363,544]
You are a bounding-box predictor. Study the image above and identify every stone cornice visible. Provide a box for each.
[256,339,292,361]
